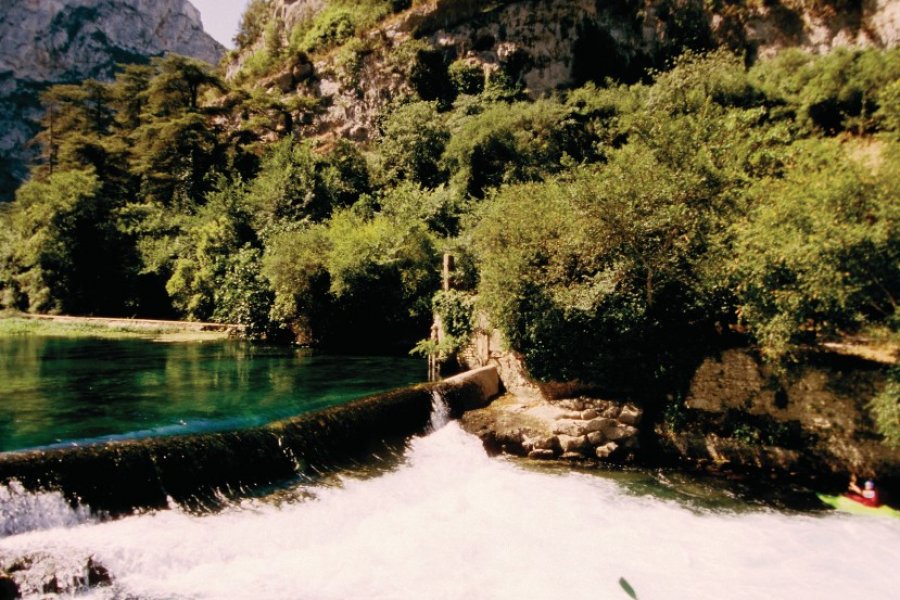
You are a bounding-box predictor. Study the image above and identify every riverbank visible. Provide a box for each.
[0,313,241,342]
[455,340,900,502]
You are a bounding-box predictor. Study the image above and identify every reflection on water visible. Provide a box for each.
[0,336,424,452]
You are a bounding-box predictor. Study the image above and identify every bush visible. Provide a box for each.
[9,170,135,315]
[444,99,594,198]
[448,60,485,96]
[871,367,900,448]
[728,139,899,360]
[750,48,900,135]
[262,204,439,348]
[378,101,450,188]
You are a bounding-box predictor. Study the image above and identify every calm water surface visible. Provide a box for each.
[0,336,424,452]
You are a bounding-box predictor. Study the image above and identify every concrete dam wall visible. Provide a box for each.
[0,367,500,516]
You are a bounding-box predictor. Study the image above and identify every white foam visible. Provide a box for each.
[429,389,451,431]
[2,425,899,600]
[0,480,92,537]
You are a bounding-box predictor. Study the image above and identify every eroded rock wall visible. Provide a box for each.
[242,0,900,145]
[658,348,899,493]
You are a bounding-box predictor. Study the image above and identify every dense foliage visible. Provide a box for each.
[0,20,897,437]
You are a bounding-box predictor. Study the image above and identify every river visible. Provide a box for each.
[2,419,899,599]
[0,336,423,452]
[1,338,898,599]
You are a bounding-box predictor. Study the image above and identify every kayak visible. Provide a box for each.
[818,494,900,518]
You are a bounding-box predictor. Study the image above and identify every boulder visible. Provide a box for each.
[586,431,605,446]
[619,403,643,426]
[581,409,599,420]
[560,451,586,460]
[601,405,621,419]
[595,442,619,459]
[523,434,559,452]
[605,424,639,442]
[584,418,616,435]
[558,434,588,453]
[553,420,586,437]
[528,449,556,460]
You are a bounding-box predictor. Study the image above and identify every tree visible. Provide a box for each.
[729,140,899,360]
[143,55,224,117]
[378,101,449,188]
[9,170,134,314]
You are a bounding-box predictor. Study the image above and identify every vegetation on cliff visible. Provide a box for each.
[0,2,896,436]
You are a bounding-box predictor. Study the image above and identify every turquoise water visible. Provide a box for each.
[0,336,424,453]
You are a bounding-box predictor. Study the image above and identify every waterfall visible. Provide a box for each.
[430,389,451,431]
[0,480,92,537]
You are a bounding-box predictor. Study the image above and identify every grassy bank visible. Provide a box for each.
[0,314,235,342]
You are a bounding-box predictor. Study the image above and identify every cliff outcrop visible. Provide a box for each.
[232,0,900,146]
[0,0,224,200]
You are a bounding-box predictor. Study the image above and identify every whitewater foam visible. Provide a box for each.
[1,424,898,599]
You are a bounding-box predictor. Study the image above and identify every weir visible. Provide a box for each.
[0,367,500,517]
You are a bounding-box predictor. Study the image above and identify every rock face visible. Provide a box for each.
[0,0,224,200]
[657,348,899,494]
[231,0,899,149]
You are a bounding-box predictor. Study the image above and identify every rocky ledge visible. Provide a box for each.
[460,394,642,464]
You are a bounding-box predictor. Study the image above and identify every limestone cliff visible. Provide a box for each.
[0,0,224,200]
[232,0,900,145]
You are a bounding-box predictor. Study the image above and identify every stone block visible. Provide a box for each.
[553,420,586,437]
[558,434,588,453]
[619,403,643,426]
[595,442,619,458]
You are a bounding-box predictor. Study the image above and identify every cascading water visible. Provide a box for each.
[1,423,898,600]
[429,389,451,431]
[0,481,91,537]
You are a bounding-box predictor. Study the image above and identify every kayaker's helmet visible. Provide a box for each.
[864,480,875,490]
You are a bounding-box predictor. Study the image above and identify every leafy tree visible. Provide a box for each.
[263,204,439,348]
[444,99,594,198]
[249,137,370,232]
[728,139,899,360]
[132,113,224,205]
[9,170,133,314]
[378,101,449,188]
[235,0,273,49]
[143,55,224,117]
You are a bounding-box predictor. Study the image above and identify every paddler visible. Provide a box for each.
[847,474,882,508]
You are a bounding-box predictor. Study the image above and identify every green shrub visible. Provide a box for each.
[378,101,450,188]
[728,139,899,360]
[444,99,594,198]
[448,60,485,95]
